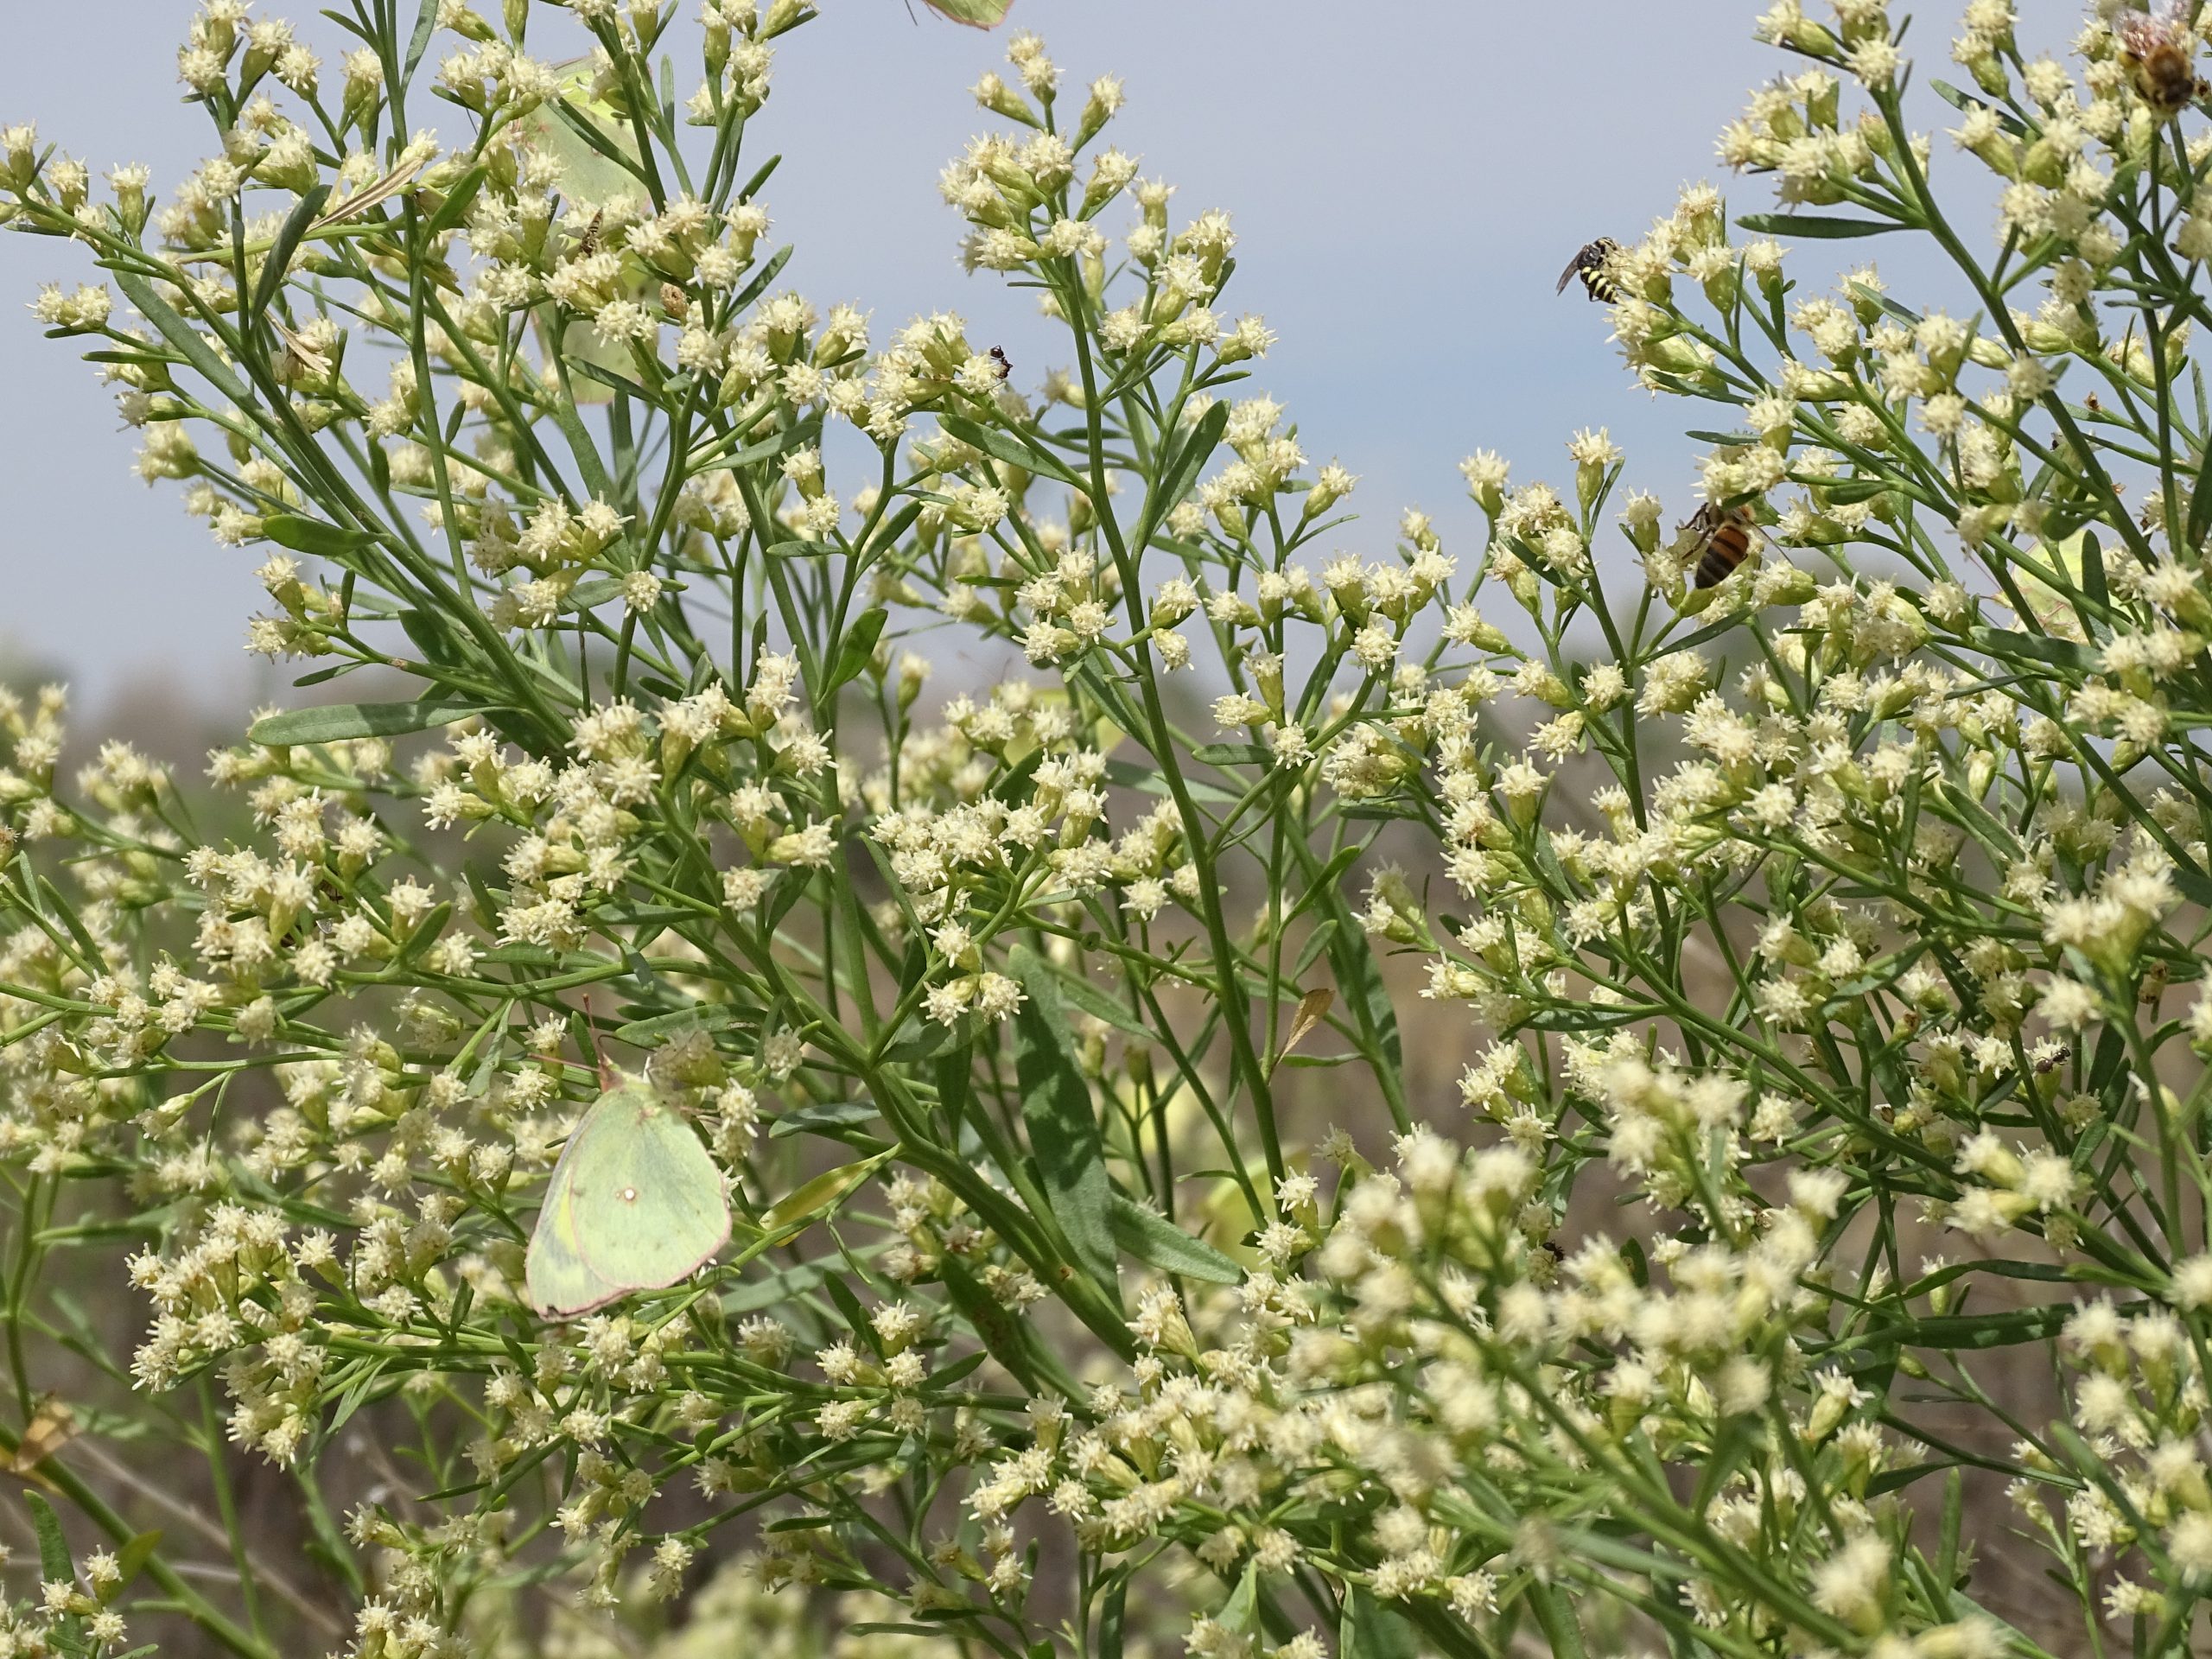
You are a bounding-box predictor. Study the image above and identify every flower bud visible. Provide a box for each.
[1071,75,1125,151]
[1964,48,2008,99]
[3,124,38,193]
[971,73,1037,128]
[760,0,813,39]
[1700,263,1740,315]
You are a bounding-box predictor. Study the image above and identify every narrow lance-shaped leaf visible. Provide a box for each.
[261,512,378,557]
[1009,946,1119,1294]
[250,183,331,321]
[1138,398,1230,548]
[25,1491,71,1586]
[1106,1196,1241,1285]
[938,411,1083,488]
[1735,211,1905,238]
[249,697,486,747]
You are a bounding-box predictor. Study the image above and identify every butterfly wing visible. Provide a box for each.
[568,1078,732,1300]
[511,60,646,210]
[512,60,652,406]
[921,0,1014,25]
[524,1100,632,1317]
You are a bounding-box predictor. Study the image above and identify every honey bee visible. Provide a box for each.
[1556,237,1623,303]
[1684,501,1759,588]
[576,207,606,258]
[988,345,1012,380]
[2119,5,2207,118]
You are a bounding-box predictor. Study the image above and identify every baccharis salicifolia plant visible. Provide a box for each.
[0,0,2210,1655]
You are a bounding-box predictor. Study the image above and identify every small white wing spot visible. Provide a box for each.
[621,1186,639,1202]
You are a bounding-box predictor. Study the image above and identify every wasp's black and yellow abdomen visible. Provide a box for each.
[1557,238,1623,303]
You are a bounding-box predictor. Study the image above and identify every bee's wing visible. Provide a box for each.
[1555,251,1586,295]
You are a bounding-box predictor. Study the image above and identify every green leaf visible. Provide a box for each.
[1285,847,1360,924]
[728,243,795,315]
[1141,400,1230,547]
[845,1624,950,1640]
[404,0,442,80]
[567,356,658,404]
[613,1005,744,1046]
[1291,916,1338,980]
[563,575,626,611]
[113,1529,163,1592]
[1737,212,1904,238]
[251,184,331,320]
[1217,1566,1259,1636]
[248,697,483,747]
[394,901,454,968]
[1192,742,1268,766]
[1817,477,1892,505]
[110,270,251,405]
[1970,626,2095,674]
[769,1099,880,1141]
[827,608,888,694]
[938,413,1084,488]
[262,512,378,556]
[1106,1196,1241,1283]
[1103,757,1239,806]
[685,404,813,476]
[26,1490,71,1586]
[1527,1582,1592,1659]
[324,1356,392,1438]
[1339,1586,1420,1659]
[1334,925,1402,1077]
[1929,78,2028,135]
[1026,957,1151,1041]
[763,1159,874,1231]
[1097,1580,1127,1659]
[1008,947,1119,1294]
[940,1254,1052,1392]
[423,164,487,236]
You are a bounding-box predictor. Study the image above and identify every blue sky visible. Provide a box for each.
[0,1,2058,714]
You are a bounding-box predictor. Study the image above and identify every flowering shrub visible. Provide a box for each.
[2,0,2211,1655]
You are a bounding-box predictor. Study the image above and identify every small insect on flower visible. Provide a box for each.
[577,207,606,259]
[2036,1044,2071,1075]
[1685,501,1759,588]
[273,317,330,381]
[2139,959,2170,1005]
[988,345,1012,380]
[1556,238,1623,303]
[2119,4,2207,118]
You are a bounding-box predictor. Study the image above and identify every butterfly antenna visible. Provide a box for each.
[580,995,613,1090]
